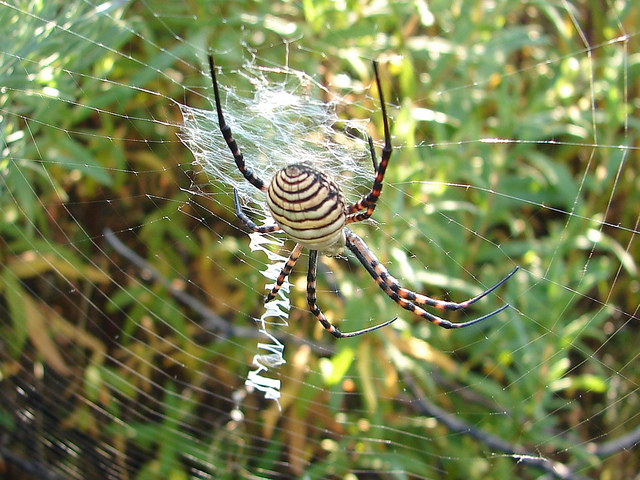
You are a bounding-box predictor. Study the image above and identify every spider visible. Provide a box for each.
[208,55,518,338]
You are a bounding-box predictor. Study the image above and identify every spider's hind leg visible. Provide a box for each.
[234,188,282,234]
[345,60,393,225]
[208,55,267,192]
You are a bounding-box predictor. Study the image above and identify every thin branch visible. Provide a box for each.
[102,228,333,354]
[588,423,640,457]
[401,371,591,480]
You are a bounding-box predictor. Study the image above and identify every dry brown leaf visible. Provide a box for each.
[262,345,311,438]
[395,336,458,374]
[24,295,73,376]
[8,251,109,284]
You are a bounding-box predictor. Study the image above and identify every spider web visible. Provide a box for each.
[1,1,639,479]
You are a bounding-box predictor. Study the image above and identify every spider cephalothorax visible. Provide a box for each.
[209,55,518,338]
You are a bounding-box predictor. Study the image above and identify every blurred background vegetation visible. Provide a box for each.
[1,0,639,479]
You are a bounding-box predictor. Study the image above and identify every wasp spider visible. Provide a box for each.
[208,55,518,338]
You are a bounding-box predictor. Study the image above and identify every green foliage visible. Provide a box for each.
[1,0,638,479]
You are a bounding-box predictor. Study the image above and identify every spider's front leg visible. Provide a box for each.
[345,228,516,329]
[233,188,297,303]
[265,243,303,302]
[306,250,397,338]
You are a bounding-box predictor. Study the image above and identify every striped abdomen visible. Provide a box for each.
[267,163,346,255]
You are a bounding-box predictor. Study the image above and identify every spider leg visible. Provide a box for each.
[367,135,379,172]
[307,250,397,338]
[266,243,304,302]
[346,60,392,224]
[345,228,516,329]
[347,136,377,215]
[234,188,282,234]
[208,55,266,192]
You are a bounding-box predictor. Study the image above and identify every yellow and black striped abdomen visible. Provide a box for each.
[267,163,347,255]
